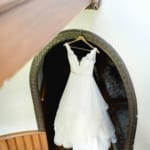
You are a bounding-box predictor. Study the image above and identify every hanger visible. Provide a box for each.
[66,35,100,54]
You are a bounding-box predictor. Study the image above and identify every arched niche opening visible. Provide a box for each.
[30,29,137,150]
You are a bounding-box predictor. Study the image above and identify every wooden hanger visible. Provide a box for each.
[66,35,100,54]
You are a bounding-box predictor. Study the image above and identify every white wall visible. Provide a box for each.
[0,60,37,135]
[0,0,150,149]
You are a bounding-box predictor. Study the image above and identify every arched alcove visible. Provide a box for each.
[30,29,137,150]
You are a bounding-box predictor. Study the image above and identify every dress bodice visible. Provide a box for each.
[64,43,97,75]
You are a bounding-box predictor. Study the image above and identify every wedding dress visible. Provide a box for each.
[54,43,117,150]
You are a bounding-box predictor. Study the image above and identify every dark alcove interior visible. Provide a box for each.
[39,40,128,150]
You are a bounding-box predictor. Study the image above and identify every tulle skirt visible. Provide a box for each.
[54,72,117,150]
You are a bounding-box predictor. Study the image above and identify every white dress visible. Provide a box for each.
[54,43,117,150]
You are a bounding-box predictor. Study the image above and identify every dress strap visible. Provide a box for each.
[85,48,97,62]
[64,43,75,55]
